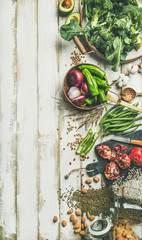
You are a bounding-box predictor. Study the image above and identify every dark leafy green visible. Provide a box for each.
[60,19,92,41]
[60,0,142,72]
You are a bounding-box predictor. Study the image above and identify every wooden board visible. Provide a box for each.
[0,0,141,239]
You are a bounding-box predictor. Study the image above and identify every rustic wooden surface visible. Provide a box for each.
[0,0,142,239]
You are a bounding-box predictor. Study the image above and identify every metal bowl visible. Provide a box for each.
[63,63,107,111]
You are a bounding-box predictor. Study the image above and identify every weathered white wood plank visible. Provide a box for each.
[37,0,60,239]
[0,1,17,239]
[58,1,83,239]
[16,0,38,239]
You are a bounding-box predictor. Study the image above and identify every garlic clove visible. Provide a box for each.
[123,76,129,81]
[117,78,123,83]
[119,73,125,78]
[127,64,133,72]
[118,82,123,87]
[130,65,138,74]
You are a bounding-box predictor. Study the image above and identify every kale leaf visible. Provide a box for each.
[60,0,142,72]
[60,19,92,41]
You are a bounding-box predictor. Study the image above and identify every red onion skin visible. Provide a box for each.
[73,95,85,106]
[80,82,89,96]
[68,70,84,87]
[67,86,81,100]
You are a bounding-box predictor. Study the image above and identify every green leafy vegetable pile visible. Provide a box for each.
[60,0,142,72]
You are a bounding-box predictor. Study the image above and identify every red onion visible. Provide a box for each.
[67,86,81,100]
[67,70,84,87]
[81,82,89,96]
[73,95,85,106]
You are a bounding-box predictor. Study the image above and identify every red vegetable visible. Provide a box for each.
[104,162,120,180]
[67,86,81,100]
[80,82,89,96]
[110,144,128,162]
[73,95,85,106]
[97,145,112,160]
[129,147,142,166]
[117,154,131,170]
[68,70,84,87]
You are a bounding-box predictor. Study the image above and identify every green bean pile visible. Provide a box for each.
[100,103,142,136]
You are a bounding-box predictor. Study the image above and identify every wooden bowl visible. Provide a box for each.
[80,8,142,63]
[63,63,106,111]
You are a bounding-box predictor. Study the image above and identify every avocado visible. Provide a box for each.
[65,12,81,24]
[58,0,75,16]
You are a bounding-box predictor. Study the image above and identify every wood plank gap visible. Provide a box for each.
[13,1,18,239]
[36,0,41,240]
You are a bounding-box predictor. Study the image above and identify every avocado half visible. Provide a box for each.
[58,0,75,16]
[65,12,81,24]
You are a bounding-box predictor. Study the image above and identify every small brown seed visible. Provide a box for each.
[93,176,100,182]
[81,217,85,223]
[62,220,67,227]
[74,228,81,234]
[85,179,92,184]
[53,216,58,223]
[70,214,75,222]
[75,211,82,216]
[73,219,78,225]
[80,231,86,236]
[81,189,87,194]
[67,209,73,214]
[73,224,80,229]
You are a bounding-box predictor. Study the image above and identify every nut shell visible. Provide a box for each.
[90,215,95,221]
[67,209,73,214]
[93,176,100,182]
[81,217,85,223]
[53,216,58,223]
[74,228,81,234]
[85,179,92,184]
[62,220,67,227]
[86,212,91,219]
[81,189,87,194]
[80,230,86,236]
[73,223,80,229]
[70,214,75,222]
[75,210,82,216]
[73,219,78,225]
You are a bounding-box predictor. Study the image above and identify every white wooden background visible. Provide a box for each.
[0,0,142,240]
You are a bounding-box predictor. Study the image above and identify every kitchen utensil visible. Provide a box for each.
[111,135,142,146]
[63,63,108,111]
[73,7,142,64]
[86,218,112,239]
[107,93,142,113]
[122,87,142,102]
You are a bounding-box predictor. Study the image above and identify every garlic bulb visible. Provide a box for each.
[117,74,129,87]
[128,64,138,74]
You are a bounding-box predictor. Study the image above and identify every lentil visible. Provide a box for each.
[60,187,114,216]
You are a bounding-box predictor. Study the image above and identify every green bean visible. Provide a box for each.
[103,121,134,131]
[109,106,125,116]
[115,126,138,135]
[100,104,120,124]
[106,122,134,132]
[133,123,142,127]
[101,117,135,124]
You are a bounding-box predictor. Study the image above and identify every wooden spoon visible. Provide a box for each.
[122,87,142,102]
[107,93,142,113]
